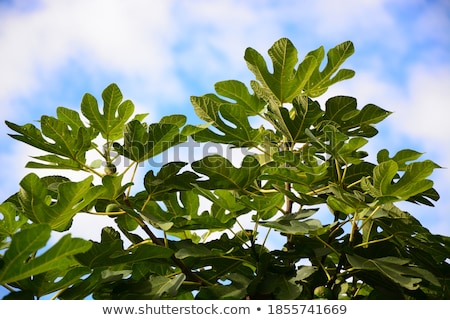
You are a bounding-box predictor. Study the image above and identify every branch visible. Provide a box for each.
[138,222,214,286]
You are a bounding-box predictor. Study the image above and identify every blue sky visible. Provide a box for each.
[0,0,449,255]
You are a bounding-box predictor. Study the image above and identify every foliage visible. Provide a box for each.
[1,38,449,300]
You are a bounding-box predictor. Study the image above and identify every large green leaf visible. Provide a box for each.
[139,191,199,231]
[174,242,217,259]
[342,162,376,186]
[192,155,260,191]
[57,268,120,300]
[56,106,90,131]
[361,160,440,201]
[266,96,323,143]
[375,204,450,264]
[162,192,200,226]
[244,38,318,103]
[304,41,355,97]
[259,210,323,235]
[146,274,186,299]
[18,266,91,299]
[321,96,391,137]
[114,116,187,163]
[100,174,133,200]
[195,188,250,222]
[260,151,329,189]
[247,253,302,299]
[240,193,285,220]
[143,162,198,199]
[347,254,440,290]
[196,273,250,299]
[0,224,92,284]
[406,187,440,207]
[377,149,423,170]
[260,166,326,189]
[89,274,187,299]
[26,154,84,170]
[0,202,28,242]
[18,173,104,231]
[305,124,349,160]
[81,83,134,140]
[75,227,124,268]
[39,115,92,159]
[326,185,369,215]
[191,95,262,147]
[75,227,173,268]
[138,198,176,231]
[5,111,96,170]
[272,184,325,206]
[337,137,368,164]
[139,189,244,231]
[214,80,266,116]
[373,153,441,205]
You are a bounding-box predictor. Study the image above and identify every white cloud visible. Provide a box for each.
[170,0,287,88]
[393,65,450,237]
[312,1,396,37]
[397,65,450,144]
[0,0,185,121]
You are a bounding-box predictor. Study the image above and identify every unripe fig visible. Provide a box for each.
[104,162,117,175]
[314,286,332,299]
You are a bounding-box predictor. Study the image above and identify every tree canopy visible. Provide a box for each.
[1,38,449,300]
